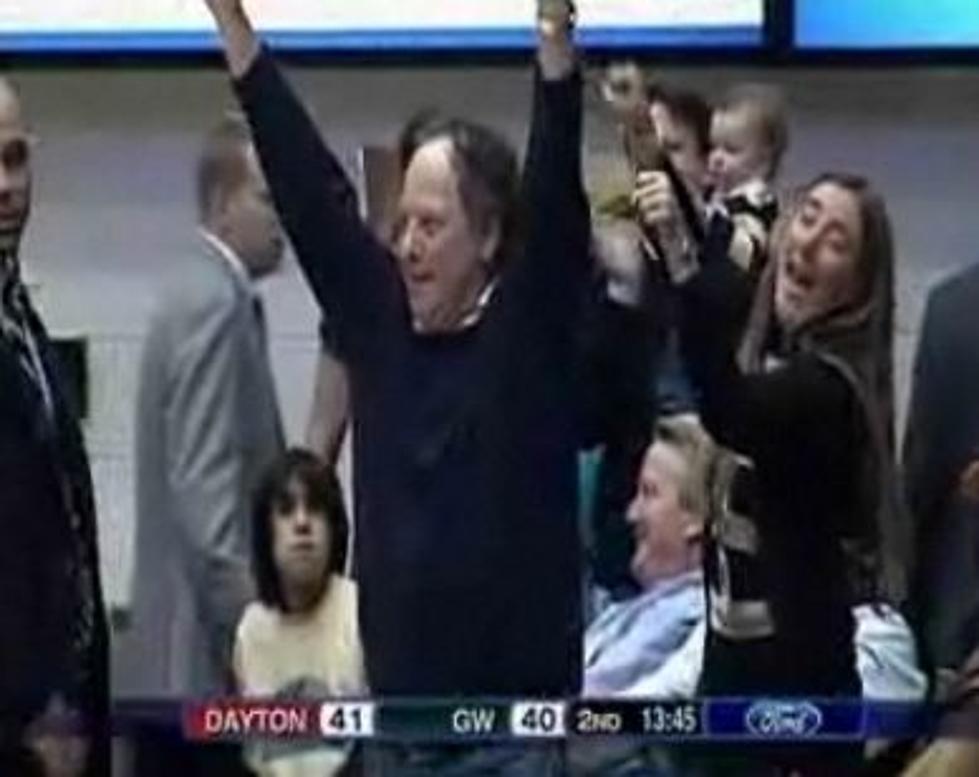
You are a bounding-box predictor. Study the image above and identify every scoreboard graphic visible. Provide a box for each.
[180,698,930,742]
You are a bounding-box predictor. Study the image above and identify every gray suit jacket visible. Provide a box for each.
[127,238,284,697]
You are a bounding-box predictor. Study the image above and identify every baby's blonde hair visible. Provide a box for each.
[716,82,789,180]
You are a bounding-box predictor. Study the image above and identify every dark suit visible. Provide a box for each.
[905,263,979,673]
[0,287,109,775]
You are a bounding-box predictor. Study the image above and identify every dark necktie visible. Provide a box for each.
[0,255,53,422]
[252,294,269,352]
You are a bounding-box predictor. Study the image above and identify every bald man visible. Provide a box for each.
[0,78,109,776]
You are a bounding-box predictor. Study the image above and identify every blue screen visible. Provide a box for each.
[796,0,979,50]
[0,2,764,54]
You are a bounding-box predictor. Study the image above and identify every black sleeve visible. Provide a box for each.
[678,257,855,460]
[0,415,108,771]
[512,65,592,334]
[578,269,663,450]
[234,48,404,363]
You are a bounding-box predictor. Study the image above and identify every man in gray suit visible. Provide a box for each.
[127,116,284,774]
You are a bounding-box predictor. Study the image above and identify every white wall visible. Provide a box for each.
[8,59,979,607]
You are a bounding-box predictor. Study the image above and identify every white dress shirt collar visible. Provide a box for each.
[200,228,254,290]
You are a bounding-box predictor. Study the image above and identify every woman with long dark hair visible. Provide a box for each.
[640,172,910,773]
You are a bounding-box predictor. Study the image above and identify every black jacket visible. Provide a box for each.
[0,293,109,773]
[679,256,863,695]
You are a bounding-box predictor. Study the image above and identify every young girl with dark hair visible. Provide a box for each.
[234,448,365,777]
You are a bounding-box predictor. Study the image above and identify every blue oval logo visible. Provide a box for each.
[744,700,823,738]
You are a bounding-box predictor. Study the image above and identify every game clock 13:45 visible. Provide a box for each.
[641,702,701,737]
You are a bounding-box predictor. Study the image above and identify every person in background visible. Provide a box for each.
[127,116,285,776]
[634,81,787,292]
[904,261,979,690]
[583,414,712,698]
[575,416,923,777]
[584,413,922,703]
[235,448,365,777]
[578,211,664,604]
[584,71,713,602]
[0,75,109,777]
[643,82,713,418]
[648,83,712,203]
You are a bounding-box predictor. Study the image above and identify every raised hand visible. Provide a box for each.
[203,0,244,23]
[536,0,577,79]
[633,171,677,233]
[634,170,697,280]
[202,0,259,78]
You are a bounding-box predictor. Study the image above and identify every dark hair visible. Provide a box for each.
[250,447,350,611]
[807,172,893,318]
[196,114,253,223]
[396,110,520,268]
[740,171,905,604]
[803,172,903,602]
[397,106,442,171]
[647,83,712,159]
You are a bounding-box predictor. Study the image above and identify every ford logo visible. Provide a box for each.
[744,700,823,738]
